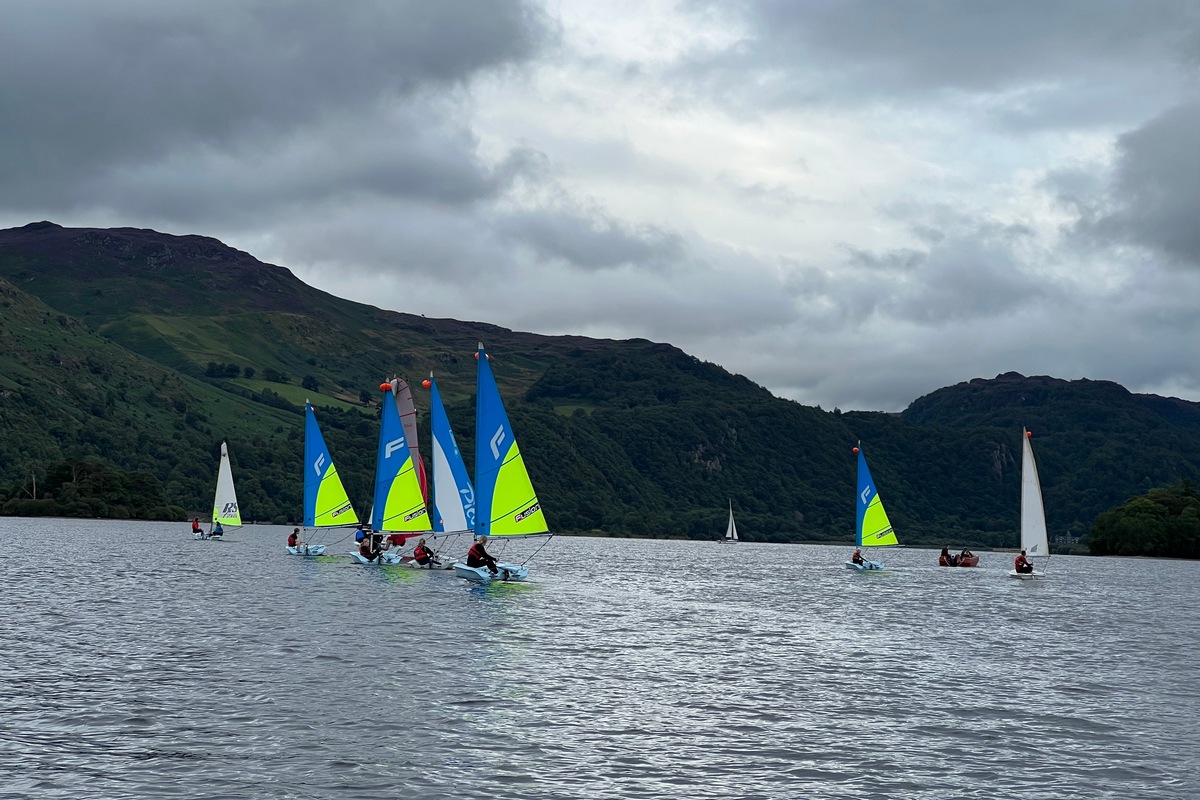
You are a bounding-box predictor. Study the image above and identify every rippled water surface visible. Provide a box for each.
[1,518,1197,799]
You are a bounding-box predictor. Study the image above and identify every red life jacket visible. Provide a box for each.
[288,533,299,547]
[192,521,201,532]
[414,545,430,560]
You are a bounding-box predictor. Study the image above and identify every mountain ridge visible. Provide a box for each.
[3,221,1198,549]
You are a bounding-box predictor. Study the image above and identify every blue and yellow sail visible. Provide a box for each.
[855,445,898,548]
[303,402,359,528]
[370,387,430,532]
[473,343,548,538]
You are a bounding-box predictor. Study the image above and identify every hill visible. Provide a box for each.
[3,221,1200,549]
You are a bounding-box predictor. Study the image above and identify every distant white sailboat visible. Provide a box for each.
[1010,428,1050,579]
[722,500,739,543]
[197,441,240,540]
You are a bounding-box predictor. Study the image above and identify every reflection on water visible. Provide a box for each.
[1,518,1197,799]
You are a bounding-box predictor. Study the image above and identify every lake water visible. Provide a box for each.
[1,518,1197,799]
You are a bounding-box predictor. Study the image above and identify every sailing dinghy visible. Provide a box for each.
[454,343,551,582]
[1010,428,1050,579]
[291,402,357,556]
[394,372,474,570]
[350,381,431,565]
[198,441,241,539]
[846,444,897,571]
[721,500,739,543]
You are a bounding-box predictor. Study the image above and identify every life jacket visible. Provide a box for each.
[359,542,374,559]
[414,544,431,562]
[355,530,366,542]
[192,521,201,532]
[288,533,299,546]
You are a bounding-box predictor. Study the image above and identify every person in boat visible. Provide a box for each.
[191,518,203,537]
[939,546,957,566]
[387,533,410,549]
[212,521,224,536]
[287,527,302,549]
[359,534,382,563]
[412,537,435,567]
[959,548,974,563]
[354,524,367,543]
[851,548,866,566]
[1014,549,1034,574]
[466,535,499,574]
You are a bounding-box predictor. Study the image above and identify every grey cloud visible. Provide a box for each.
[0,0,550,204]
[681,0,1197,125]
[1090,102,1200,266]
[499,209,686,272]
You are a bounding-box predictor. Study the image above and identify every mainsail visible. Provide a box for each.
[391,377,429,506]
[724,501,738,542]
[370,387,430,533]
[855,446,898,547]
[211,441,242,527]
[303,402,359,528]
[428,373,475,533]
[473,342,548,538]
[1020,428,1049,558]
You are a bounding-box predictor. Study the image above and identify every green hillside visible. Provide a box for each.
[3,221,1200,553]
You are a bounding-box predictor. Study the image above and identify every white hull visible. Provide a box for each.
[454,562,529,582]
[844,560,886,571]
[286,545,326,556]
[193,532,223,540]
[1008,569,1045,580]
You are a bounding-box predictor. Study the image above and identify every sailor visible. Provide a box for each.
[412,537,434,567]
[1014,549,1034,574]
[851,548,865,566]
[466,536,499,575]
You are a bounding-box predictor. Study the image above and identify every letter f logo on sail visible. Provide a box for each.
[490,427,505,460]
[313,454,326,477]
[860,486,873,505]
[385,437,405,460]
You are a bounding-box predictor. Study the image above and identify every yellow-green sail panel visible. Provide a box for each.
[860,494,898,546]
[314,462,358,527]
[486,441,547,537]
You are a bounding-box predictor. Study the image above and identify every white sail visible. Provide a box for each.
[1020,429,1049,558]
[724,501,739,542]
[212,441,241,527]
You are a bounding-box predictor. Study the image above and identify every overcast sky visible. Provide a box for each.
[2,1,1197,411]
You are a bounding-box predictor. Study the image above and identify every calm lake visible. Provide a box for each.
[1,518,1197,799]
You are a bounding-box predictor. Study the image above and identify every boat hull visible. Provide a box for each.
[286,545,326,556]
[1008,570,1045,580]
[193,533,223,540]
[939,555,980,567]
[454,562,529,582]
[844,560,886,571]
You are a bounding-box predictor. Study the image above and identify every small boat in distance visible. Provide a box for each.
[197,441,240,540]
[1010,428,1050,579]
[939,546,979,567]
[721,500,739,543]
[846,443,896,571]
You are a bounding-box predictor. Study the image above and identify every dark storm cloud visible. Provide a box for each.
[1086,103,1200,266]
[0,0,551,208]
[682,0,1198,124]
